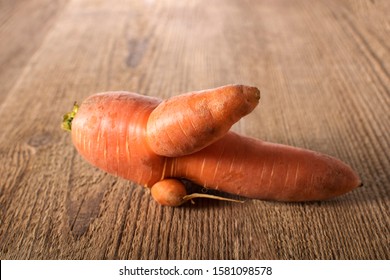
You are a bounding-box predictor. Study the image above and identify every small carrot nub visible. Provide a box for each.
[151,179,245,207]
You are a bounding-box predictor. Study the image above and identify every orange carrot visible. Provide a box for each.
[63,85,361,205]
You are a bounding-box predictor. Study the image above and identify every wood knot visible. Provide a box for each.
[27,132,52,148]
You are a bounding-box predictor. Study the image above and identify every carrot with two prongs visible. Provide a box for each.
[63,84,361,206]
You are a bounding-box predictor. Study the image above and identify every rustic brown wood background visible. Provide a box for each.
[1,0,389,260]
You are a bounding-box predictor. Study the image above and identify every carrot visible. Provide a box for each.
[63,85,361,205]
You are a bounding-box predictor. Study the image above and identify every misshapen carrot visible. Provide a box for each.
[64,85,361,205]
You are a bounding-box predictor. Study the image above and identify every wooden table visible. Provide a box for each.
[1,0,389,260]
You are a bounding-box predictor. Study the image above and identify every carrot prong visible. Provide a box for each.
[69,87,361,204]
[146,84,260,157]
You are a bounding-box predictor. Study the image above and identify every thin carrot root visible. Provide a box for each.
[182,193,244,204]
[151,179,244,207]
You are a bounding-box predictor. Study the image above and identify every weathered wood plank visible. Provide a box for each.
[0,0,69,104]
[0,0,389,259]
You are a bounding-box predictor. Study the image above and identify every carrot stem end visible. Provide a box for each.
[62,102,79,131]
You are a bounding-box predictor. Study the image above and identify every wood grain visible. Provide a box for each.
[0,0,69,104]
[0,0,389,259]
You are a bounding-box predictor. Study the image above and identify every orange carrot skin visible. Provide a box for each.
[71,90,361,201]
[71,92,165,186]
[147,85,260,157]
[151,179,187,206]
[170,132,361,201]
